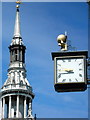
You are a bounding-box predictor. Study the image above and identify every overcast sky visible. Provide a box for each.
[1,2,89,118]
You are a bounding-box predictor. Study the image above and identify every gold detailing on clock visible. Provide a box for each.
[58,69,73,72]
[64,69,73,72]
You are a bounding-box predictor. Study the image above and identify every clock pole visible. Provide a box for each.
[87,1,90,119]
[87,0,90,84]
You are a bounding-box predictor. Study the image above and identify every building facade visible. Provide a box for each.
[0,3,34,119]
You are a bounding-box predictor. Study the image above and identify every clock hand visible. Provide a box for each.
[58,69,74,74]
[60,72,70,74]
[58,69,73,72]
[60,71,74,74]
[65,71,74,73]
[64,69,73,72]
[64,69,74,73]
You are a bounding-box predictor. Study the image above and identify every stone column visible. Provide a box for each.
[0,98,2,119]
[24,97,26,118]
[9,96,11,118]
[3,97,5,118]
[16,95,19,118]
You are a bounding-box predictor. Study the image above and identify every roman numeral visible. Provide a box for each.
[62,60,65,62]
[57,64,61,66]
[79,69,82,71]
[57,74,61,79]
[62,79,66,82]
[68,59,71,62]
[75,78,78,82]
[79,63,82,65]
[79,74,82,77]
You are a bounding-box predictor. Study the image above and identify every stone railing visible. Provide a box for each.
[1,83,32,92]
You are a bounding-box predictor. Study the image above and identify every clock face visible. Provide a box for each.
[55,56,86,83]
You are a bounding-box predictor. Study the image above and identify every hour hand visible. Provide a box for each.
[64,69,74,73]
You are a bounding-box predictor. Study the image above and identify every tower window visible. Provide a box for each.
[15,49,17,54]
[15,49,18,61]
[11,51,15,62]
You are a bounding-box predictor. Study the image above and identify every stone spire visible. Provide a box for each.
[11,1,23,45]
[13,8,21,38]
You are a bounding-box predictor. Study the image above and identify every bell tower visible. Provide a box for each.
[0,1,34,119]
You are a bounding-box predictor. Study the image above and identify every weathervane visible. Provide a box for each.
[57,32,68,51]
[57,32,77,52]
[16,0,21,9]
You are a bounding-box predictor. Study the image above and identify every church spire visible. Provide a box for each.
[11,0,23,45]
[14,1,21,38]
[0,1,34,119]
[13,8,21,38]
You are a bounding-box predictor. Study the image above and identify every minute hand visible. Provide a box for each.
[61,71,74,74]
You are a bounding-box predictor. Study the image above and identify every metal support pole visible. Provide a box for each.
[87,1,90,61]
[87,1,90,119]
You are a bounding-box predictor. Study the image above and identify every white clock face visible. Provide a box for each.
[56,57,85,83]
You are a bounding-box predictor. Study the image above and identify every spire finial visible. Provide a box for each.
[16,0,21,9]
[11,0,24,45]
[12,0,22,40]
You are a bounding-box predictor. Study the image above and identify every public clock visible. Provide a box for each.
[54,56,87,92]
